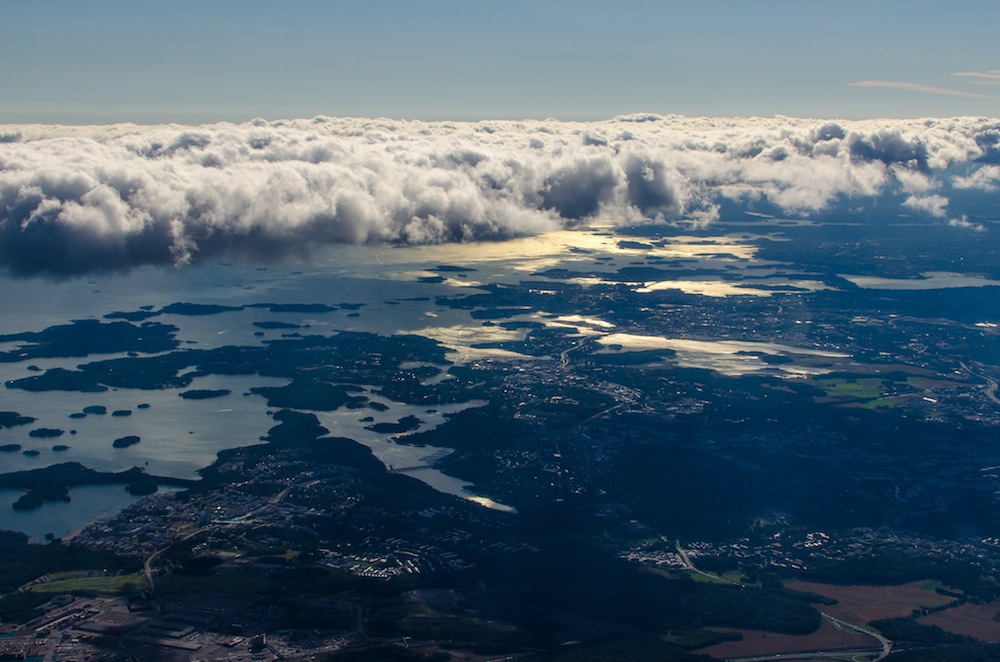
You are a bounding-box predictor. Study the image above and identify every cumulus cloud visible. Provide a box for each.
[902,193,950,218]
[1,114,999,276]
[953,165,1000,192]
[949,215,986,232]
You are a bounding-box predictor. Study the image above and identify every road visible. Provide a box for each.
[725,648,883,662]
[961,361,1000,406]
[671,543,891,662]
[674,540,743,586]
[559,338,587,368]
[723,612,891,662]
[142,479,308,599]
[821,612,892,661]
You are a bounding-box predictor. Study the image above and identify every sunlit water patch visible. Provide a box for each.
[842,272,1000,290]
[596,333,848,377]
[636,279,833,297]
[412,324,543,363]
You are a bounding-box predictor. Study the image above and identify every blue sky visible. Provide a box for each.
[2,0,998,123]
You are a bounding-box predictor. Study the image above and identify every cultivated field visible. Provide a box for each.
[784,580,956,623]
[919,601,1000,642]
[697,617,874,659]
[698,580,958,659]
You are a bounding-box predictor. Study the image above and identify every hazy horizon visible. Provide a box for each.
[4,1,999,125]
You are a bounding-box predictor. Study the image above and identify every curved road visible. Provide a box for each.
[674,540,742,586]
[961,361,1000,406]
[142,480,306,599]
[673,542,891,662]
[559,339,587,368]
[723,613,890,662]
[821,612,891,661]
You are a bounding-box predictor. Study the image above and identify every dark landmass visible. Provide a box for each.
[82,405,107,415]
[364,415,422,434]
[0,319,178,362]
[179,388,231,400]
[28,428,63,438]
[59,403,827,658]
[0,462,194,511]
[51,445,69,452]
[9,367,110,392]
[0,411,35,428]
[103,309,160,321]
[111,409,132,417]
[126,478,159,495]
[0,444,22,453]
[4,220,1000,659]
[430,265,478,273]
[112,435,141,449]
[870,618,971,646]
[251,381,367,411]
[21,450,40,458]
[617,240,655,250]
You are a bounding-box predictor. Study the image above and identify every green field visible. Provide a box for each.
[29,571,148,596]
[818,377,885,399]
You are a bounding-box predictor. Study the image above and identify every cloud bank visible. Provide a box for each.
[1,114,999,275]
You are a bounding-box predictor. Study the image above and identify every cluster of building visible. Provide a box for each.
[320,535,473,580]
[666,527,1000,577]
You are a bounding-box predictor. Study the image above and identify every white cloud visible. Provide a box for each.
[1,114,999,275]
[953,165,1000,192]
[949,215,986,232]
[903,193,949,218]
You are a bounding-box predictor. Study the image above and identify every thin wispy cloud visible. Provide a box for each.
[850,80,995,100]
[952,70,1000,84]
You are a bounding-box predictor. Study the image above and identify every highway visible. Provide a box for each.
[142,479,308,602]
[821,612,892,661]
[674,540,743,586]
[724,612,891,662]
[559,338,587,368]
[672,542,891,662]
[725,647,883,662]
[961,361,1000,407]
